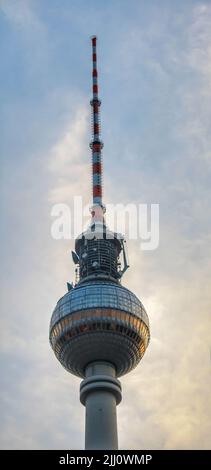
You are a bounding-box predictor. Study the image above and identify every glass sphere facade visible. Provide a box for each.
[50,281,150,378]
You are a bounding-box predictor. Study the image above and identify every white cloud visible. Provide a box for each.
[0,0,43,30]
[48,106,90,205]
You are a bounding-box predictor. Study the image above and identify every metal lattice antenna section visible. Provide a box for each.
[90,36,104,208]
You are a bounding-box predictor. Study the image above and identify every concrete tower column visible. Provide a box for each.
[80,361,122,450]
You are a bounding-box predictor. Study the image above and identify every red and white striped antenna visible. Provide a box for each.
[90,36,105,220]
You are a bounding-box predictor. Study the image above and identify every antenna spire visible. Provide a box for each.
[90,36,104,213]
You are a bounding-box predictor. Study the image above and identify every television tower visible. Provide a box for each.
[49,37,150,450]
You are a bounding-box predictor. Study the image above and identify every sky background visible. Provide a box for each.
[1,0,211,450]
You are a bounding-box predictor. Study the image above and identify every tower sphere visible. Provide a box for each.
[50,279,150,378]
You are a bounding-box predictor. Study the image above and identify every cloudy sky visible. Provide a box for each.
[1,0,211,450]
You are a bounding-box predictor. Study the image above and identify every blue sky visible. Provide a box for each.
[1,0,211,449]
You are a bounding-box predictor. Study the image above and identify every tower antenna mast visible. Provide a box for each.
[90,36,104,208]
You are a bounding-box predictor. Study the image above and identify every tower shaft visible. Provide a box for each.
[80,362,122,450]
